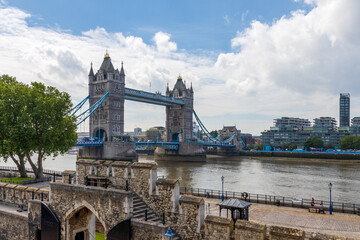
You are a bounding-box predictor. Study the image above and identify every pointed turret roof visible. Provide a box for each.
[88,62,94,76]
[120,61,125,76]
[99,51,115,72]
[173,75,187,93]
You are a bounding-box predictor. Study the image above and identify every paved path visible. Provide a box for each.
[205,198,360,238]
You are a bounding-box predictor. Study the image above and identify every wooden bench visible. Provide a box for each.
[308,206,325,214]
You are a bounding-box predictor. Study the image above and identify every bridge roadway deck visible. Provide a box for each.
[205,198,360,238]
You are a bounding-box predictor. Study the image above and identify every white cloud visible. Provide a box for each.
[153,32,177,53]
[0,1,359,135]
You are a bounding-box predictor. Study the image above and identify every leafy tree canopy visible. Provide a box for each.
[339,135,360,150]
[302,136,324,149]
[0,75,77,178]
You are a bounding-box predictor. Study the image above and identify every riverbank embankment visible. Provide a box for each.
[239,151,360,162]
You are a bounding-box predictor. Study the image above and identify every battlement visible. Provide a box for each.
[0,182,49,207]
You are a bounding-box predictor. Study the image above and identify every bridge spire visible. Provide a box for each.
[120,61,125,76]
[88,62,94,76]
[104,50,110,58]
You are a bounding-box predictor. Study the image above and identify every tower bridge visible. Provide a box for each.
[75,52,241,161]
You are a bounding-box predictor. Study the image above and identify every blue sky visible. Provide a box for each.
[8,0,310,52]
[0,0,359,135]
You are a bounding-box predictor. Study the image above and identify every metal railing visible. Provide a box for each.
[181,187,360,215]
[0,166,62,176]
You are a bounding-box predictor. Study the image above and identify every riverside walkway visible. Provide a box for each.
[205,198,360,238]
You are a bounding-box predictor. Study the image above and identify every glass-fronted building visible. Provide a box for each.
[340,93,350,127]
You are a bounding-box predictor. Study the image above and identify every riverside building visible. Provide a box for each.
[339,93,350,127]
[261,117,350,147]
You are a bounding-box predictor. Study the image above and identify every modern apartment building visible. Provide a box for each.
[339,93,350,127]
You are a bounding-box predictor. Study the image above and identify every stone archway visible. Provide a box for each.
[172,133,179,142]
[93,128,107,142]
[65,204,106,240]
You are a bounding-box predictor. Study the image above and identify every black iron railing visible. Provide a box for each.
[180,187,360,215]
[0,166,62,176]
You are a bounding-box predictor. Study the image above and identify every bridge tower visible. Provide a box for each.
[165,76,194,142]
[88,52,125,142]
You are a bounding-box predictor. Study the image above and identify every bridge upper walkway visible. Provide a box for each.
[125,88,185,106]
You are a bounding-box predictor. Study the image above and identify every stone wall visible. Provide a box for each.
[309,232,348,240]
[154,178,179,214]
[28,200,42,240]
[130,162,157,204]
[77,159,131,188]
[235,220,266,240]
[204,215,233,240]
[0,208,28,240]
[49,182,132,238]
[131,219,168,240]
[176,195,204,240]
[0,182,49,207]
[269,226,305,240]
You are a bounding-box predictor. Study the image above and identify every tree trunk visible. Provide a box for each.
[36,153,44,179]
[26,152,40,179]
[10,154,27,178]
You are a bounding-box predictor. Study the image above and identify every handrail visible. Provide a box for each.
[0,166,63,176]
[180,186,360,215]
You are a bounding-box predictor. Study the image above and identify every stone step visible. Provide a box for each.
[132,194,162,223]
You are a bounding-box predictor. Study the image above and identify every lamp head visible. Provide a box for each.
[328,182,333,190]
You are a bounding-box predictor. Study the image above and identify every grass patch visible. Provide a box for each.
[95,232,105,240]
[0,177,34,185]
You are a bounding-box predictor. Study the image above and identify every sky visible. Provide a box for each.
[0,0,359,135]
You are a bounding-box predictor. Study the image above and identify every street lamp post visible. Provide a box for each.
[328,182,333,215]
[221,176,224,201]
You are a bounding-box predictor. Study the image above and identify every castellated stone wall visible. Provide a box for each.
[49,182,132,238]
[28,200,42,240]
[204,215,233,240]
[0,182,49,206]
[0,208,28,240]
[175,195,204,240]
[269,225,305,240]
[234,220,266,240]
[131,219,168,240]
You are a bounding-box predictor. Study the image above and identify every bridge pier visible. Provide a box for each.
[154,142,206,161]
[78,142,138,161]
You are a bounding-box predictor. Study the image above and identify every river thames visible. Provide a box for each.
[1,154,359,204]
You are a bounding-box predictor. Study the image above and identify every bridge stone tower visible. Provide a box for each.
[88,52,125,141]
[165,76,194,142]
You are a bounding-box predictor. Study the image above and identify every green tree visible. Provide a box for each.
[281,143,290,150]
[289,144,298,151]
[255,143,264,150]
[247,143,255,150]
[211,130,218,138]
[339,135,357,150]
[303,136,324,149]
[0,75,77,178]
[324,143,334,150]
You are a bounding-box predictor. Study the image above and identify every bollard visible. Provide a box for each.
[53,172,56,182]
[68,175,71,184]
[41,192,43,201]
[145,209,148,221]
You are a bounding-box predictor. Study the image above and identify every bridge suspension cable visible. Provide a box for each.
[69,95,90,116]
[193,110,221,143]
[193,110,237,145]
[75,92,109,126]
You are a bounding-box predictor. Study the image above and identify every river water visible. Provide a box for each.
[1,154,359,203]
